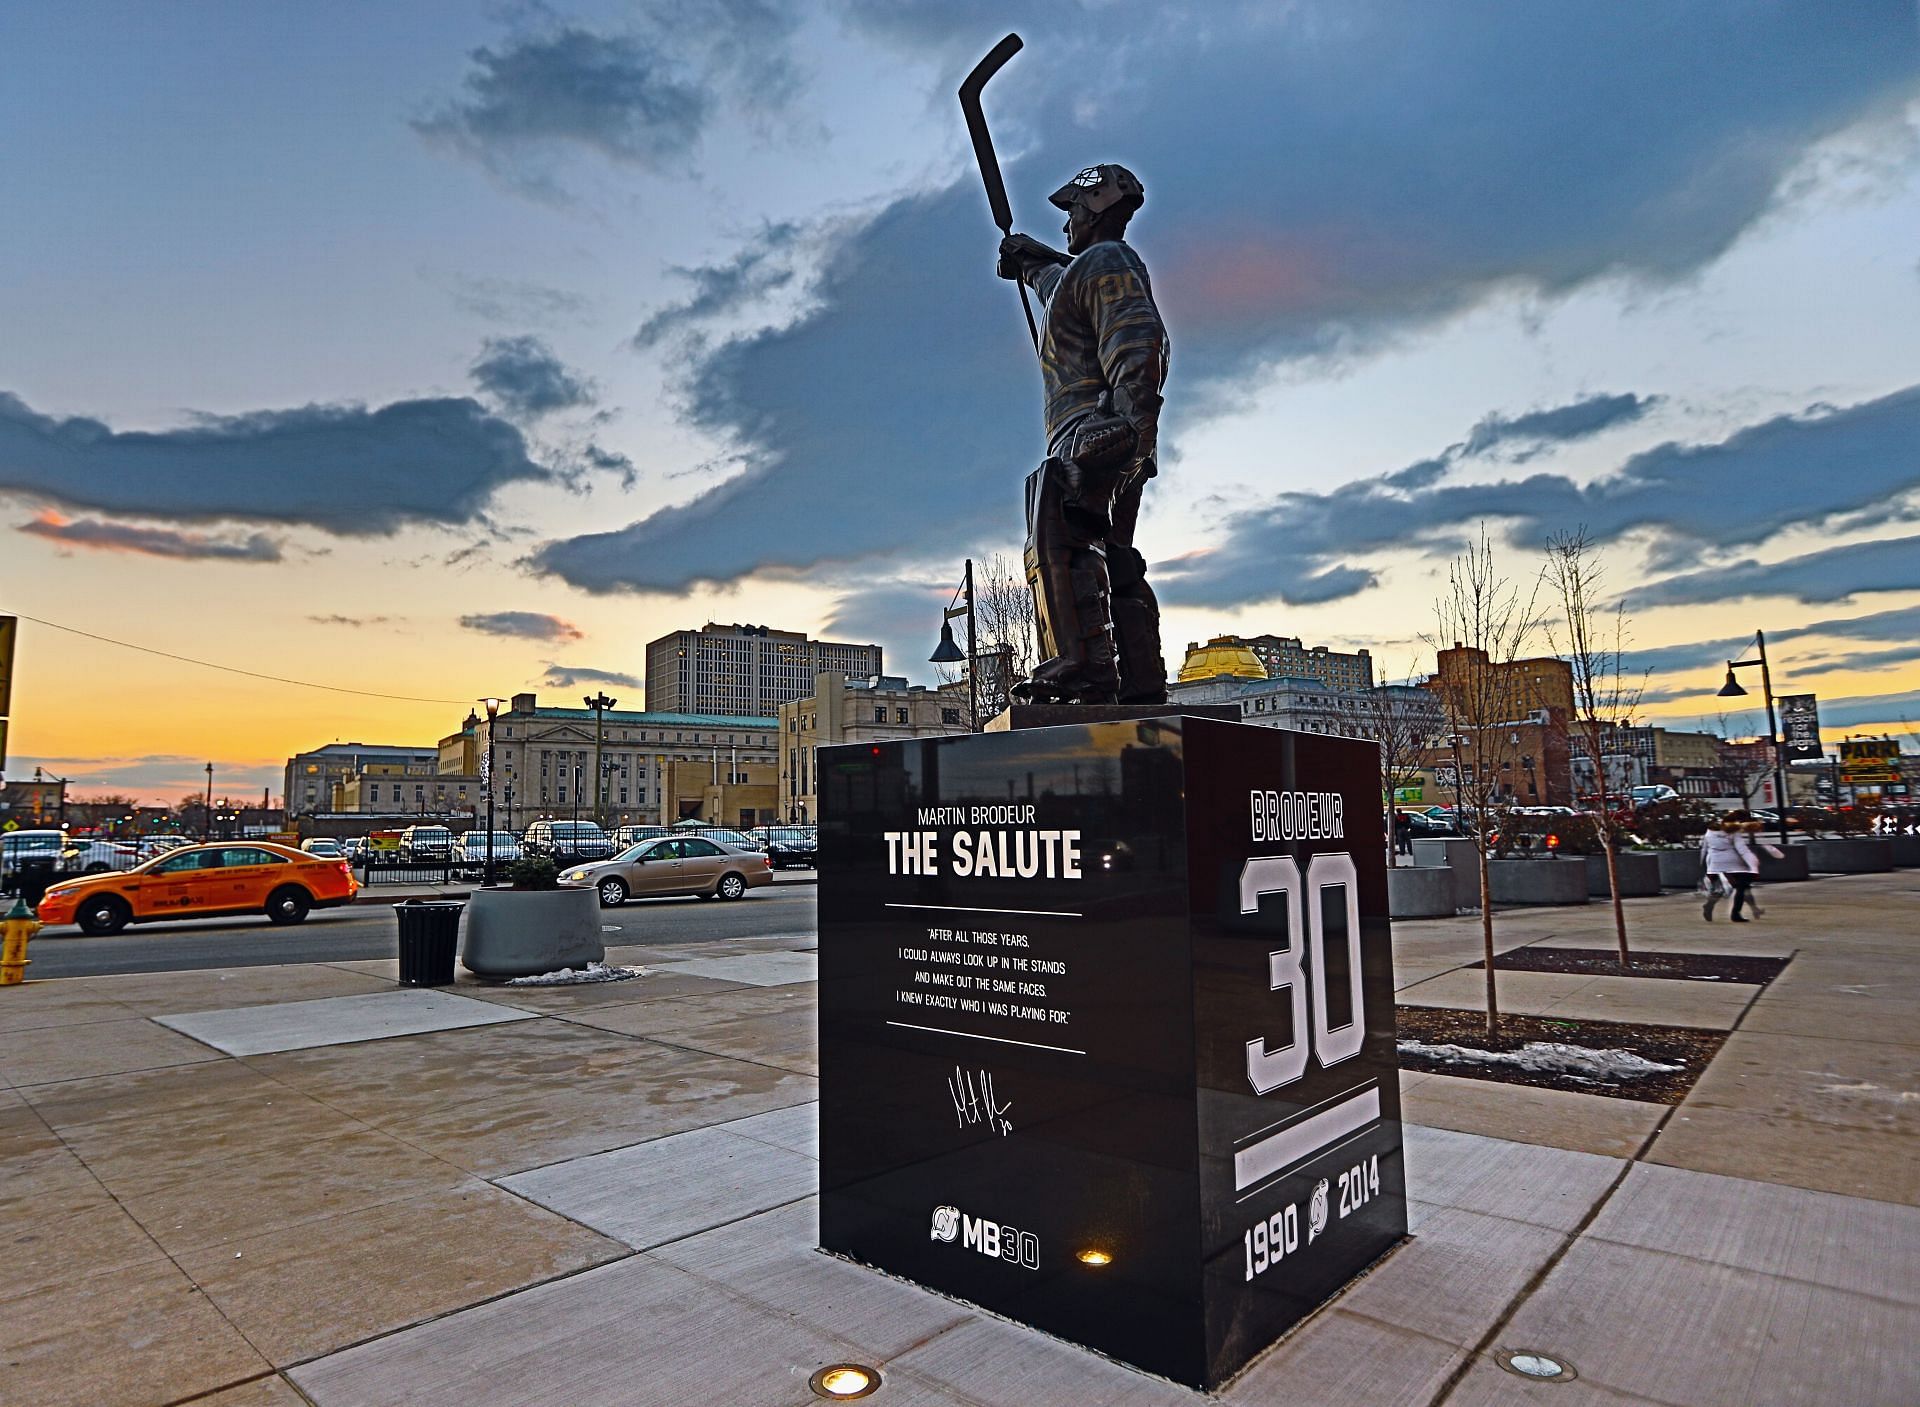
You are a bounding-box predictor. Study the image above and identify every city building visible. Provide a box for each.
[1169,672,1444,743]
[438,715,480,775]
[1426,644,1576,720]
[481,692,778,832]
[659,759,779,829]
[1237,634,1374,690]
[284,743,437,818]
[333,769,481,818]
[778,672,972,823]
[645,623,883,718]
[1176,637,1267,683]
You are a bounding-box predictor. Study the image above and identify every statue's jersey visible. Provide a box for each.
[1028,240,1169,459]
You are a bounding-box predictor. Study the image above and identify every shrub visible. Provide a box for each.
[504,856,560,890]
[1632,799,1716,846]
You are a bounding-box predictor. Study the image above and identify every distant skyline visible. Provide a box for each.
[4,3,1918,804]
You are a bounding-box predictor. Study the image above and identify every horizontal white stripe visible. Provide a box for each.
[1233,1086,1381,1191]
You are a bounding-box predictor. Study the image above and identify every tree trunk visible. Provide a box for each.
[1478,845,1498,1042]
[1604,841,1630,967]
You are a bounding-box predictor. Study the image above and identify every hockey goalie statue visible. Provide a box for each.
[995,163,1169,706]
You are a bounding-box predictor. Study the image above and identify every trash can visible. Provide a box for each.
[16,859,57,912]
[393,900,463,986]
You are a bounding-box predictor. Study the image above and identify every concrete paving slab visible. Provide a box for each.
[1537,973,1755,1030]
[1494,1235,1920,1406]
[289,1253,881,1407]
[501,1123,816,1249]
[1586,1161,1920,1304]
[885,1315,1198,1406]
[154,989,539,1056]
[0,1187,173,1303]
[645,950,818,987]
[647,1007,818,1077]
[188,1378,314,1407]
[1334,1203,1567,1348]
[4,1256,271,1407]
[1222,1309,1468,1407]
[1403,1124,1623,1232]
[0,989,136,1035]
[1738,992,1920,1047]
[1402,1073,1665,1159]
[1646,1104,1920,1206]
[559,980,818,1038]
[16,1052,291,1131]
[1396,968,1597,1015]
[650,1198,974,1360]
[0,1015,224,1086]
[176,1179,628,1366]
[95,963,399,1014]
[1442,1356,1671,1406]
[1682,1030,1920,1135]
[718,1098,818,1157]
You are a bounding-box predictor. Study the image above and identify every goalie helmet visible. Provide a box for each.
[1048,164,1144,218]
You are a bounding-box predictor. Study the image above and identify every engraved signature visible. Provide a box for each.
[948,1066,1013,1136]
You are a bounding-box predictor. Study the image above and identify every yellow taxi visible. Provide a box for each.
[35,842,360,935]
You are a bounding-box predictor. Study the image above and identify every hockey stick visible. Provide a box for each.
[959,32,1040,354]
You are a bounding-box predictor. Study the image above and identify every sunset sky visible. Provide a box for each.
[4,2,1919,805]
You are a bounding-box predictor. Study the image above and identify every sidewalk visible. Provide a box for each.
[350,867,819,903]
[1,874,1913,1405]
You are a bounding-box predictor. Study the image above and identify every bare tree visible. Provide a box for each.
[1425,526,1541,1040]
[974,551,1035,714]
[1330,665,1449,867]
[1541,529,1647,966]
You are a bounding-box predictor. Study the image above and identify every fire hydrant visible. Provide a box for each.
[1,896,38,985]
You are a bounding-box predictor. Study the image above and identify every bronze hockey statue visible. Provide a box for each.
[960,37,1168,706]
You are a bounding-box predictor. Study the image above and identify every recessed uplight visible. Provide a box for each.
[1076,1248,1113,1266]
[1495,1349,1577,1383]
[810,1363,881,1399]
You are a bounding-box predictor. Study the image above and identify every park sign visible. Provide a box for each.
[1778,694,1822,760]
[817,716,1406,1389]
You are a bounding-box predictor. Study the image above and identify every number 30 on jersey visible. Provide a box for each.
[1239,854,1365,1095]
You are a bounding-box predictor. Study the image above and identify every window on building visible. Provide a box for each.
[896,708,909,724]
[874,707,886,723]
[941,708,961,724]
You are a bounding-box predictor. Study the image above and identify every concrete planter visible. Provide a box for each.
[1586,851,1663,898]
[1888,834,1920,867]
[1410,837,1481,911]
[461,886,604,979]
[1486,858,1590,907]
[1653,848,1704,890]
[1757,844,1809,882]
[1387,865,1457,919]
[1803,838,1894,875]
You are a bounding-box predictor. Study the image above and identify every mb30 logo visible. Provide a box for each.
[929,1204,1039,1269]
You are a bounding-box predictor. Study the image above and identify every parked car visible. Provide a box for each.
[60,838,142,874]
[1629,785,1680,808]
[610,824,670,848]
[300,838,345,859]
[136,835,192,861]
[558,835,772,906]
[397,825,454,862]
[35,842,359,935]
[2,829,69,889]
[456,830,522,874]
[341,836,368,861]
[522,819,614,862]
[750,825,818,868]
[671,825,765,852]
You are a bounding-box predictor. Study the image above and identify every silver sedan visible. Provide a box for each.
[558,836,773,906]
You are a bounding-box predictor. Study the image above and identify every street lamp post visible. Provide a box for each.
[203,763,213,842]
[929,558,979,730]
[1717,629,1791,848]
[584,692,617,827]
[481,697,503,885]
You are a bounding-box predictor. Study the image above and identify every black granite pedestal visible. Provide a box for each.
[817,715,1406,1390]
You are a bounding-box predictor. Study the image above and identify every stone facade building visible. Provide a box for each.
[778,672,971,824]
[644,623,883,718]
[1237,634,1374,690]
[284,743,437,819]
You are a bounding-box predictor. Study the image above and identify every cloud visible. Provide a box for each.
[1163,383,1920,608]
[1460,393,1660,461]
[0,391,551,535]
[18,510,283,562]
[460,611,584,642]
[1791,687,1920,732]
[532,1,1919,595]
[1621,532,1920,608]
[470,336,596,419]
[541,664,643,690]
[633,221,801,347]
[414,5,800,194]
[307,613,393,627]
[445,273,592,326]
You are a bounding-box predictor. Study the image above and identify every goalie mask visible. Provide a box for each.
[1048,164,1144,218]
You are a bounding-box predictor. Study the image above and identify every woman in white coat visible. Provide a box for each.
[1699,818,1758,922]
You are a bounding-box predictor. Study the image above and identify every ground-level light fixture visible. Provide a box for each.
[809,1363,881,1399]
[1076,1248,1114,1266]
[1495,1349,1576,1382]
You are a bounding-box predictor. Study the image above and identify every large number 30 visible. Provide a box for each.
[1240,854,1365,1095]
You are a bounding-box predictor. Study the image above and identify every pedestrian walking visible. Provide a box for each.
[1738,819,1784,919]
[1392,810,1414,857]
[1700,817,1759,922]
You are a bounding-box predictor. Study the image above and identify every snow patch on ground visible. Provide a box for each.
[1399,1039,1683,1080]
[506,962,650,987]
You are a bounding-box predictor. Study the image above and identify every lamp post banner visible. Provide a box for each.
[1778,694,1822,760]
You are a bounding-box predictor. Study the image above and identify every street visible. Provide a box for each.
[23,884,818,978]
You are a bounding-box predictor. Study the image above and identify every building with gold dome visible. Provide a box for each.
[1176,636,1269,683]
